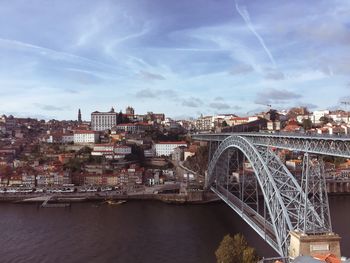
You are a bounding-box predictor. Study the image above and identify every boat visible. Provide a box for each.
[105,200,127,205]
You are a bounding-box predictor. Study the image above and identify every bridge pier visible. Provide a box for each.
[289,231,341,259]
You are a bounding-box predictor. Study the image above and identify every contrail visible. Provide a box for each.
[234,0,276,67]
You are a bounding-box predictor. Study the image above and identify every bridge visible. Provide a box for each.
[192,132,350,260]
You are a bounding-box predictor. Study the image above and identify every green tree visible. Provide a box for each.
[215,234,235,263]
[302,118,312,130]
[64,158,82,173]
[215,234,258,263]
[242,247,258,263]
[77,146,92,156]
[222,120,228,127]
[319,116,333,124]
[183,145,208,175]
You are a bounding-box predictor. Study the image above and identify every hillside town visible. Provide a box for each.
[0,106,349,197]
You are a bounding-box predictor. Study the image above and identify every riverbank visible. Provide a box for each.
[0,190,347,205]
[0,190,221,205]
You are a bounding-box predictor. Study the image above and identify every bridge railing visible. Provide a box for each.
[192,131,350,141]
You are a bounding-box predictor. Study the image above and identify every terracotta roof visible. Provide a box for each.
[231,117,249,121]
[74,130,97,134]
[156,141,187,145]
[313,254,341,263]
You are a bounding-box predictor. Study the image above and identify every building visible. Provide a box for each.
[230,117,249,126]
[312,110,330,124]
[267,121,281,131]
[283,119,303,132]
[195,115,214,131]
[126,106,135,116]
[286,159,302,171]
[172,146,186,161]
[62,133,74,143]
[22,173,36,187]
[91,107,117,131]
[92,144,115,159]
[144,148,155,158]
[74,130,99,144]
[154,141,187,157]
[91,144,132,159]
[115,123,152,133]
[328,111,349,124]
[145,112,165,123]
[78,109,82,123]
[114,146,132,155]
[0,115,16,130]
[58,153,75,164]
[44,131,75,144]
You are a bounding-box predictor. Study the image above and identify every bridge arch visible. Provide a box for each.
[207,135,323,257]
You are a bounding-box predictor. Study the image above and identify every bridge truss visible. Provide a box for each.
[193,133,350,258]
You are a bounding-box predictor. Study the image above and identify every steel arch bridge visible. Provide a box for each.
[192,132,350,258]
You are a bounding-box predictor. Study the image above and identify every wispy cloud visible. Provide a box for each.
[0,38,120,71]
[209,102,232,110]
[135,88,177,98]
[264,71,285,80]
[234,0,276,67]
[34,103,67,111]
[229,64,254,75]
[0,0,349,119]
[255,88,301,105]
[182,97,203,108]
[138,70,165,81]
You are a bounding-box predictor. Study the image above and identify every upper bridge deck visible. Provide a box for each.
[191,132,350,158]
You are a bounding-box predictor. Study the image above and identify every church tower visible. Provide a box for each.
[78,109,82,123]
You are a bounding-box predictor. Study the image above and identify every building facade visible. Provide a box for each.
[74,130,99,144]
[91,108,117,131]
[195,115,214,131]
[154,141,187,157]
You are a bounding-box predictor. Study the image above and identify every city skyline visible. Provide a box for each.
[0,0,350,120]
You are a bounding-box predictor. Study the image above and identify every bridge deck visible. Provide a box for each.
[192,132,350,158]
[192,132,350,141]
[213,185,281,255]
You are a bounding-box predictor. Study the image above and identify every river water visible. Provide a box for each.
[0,196,349,263]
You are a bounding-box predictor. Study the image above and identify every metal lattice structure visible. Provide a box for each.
[191,132,350,258]
[297,154,332,234]
[192,132,350,158]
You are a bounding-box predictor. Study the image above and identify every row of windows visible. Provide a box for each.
[93,119,116,122]
[92,116,116,120]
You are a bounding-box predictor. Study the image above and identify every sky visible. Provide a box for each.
[0,0,350,120]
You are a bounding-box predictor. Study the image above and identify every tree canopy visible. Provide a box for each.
[215,233,258,263]
[302,118,312,130]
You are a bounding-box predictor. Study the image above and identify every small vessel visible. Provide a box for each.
[105,200,127,205]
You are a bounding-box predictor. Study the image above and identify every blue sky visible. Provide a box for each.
[0,0,350,120]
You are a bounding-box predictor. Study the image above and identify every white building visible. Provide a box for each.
[74,130,99,144]
[62,134,74,143]
[329,112,350,124]
[115,146,132,155]
[44,132,74,144]
[91,108,117,131]
[312,110,330,124]
[154,141,187,157]
[92,144,132,159]
[195,116,214,131]
[93,144,114,152]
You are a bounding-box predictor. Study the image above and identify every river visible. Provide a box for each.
[0,196,349,263]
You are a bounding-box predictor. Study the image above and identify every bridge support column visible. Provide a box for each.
[204,170,209,189]
[289,231,341,259]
